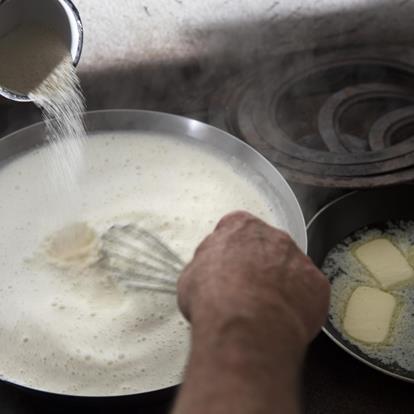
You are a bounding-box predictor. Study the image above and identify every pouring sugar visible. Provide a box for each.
[0,23,86,211]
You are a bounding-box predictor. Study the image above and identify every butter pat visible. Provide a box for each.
[354,238,414,289]
[343,286,396,344]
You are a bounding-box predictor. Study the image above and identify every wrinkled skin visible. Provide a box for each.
[173,212,330,414]
[178,211,330,345]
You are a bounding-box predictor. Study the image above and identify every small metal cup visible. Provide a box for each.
[0,0,83,102]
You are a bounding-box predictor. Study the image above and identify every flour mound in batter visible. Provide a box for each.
[44,222,99,267]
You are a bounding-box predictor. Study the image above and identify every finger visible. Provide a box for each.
[214,211,257,231]
[176,268,192,320]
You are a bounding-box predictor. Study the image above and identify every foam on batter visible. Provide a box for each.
[322,221,414,372]
[0,131,289,396]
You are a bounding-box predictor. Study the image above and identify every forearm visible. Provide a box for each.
[174,212,330,414]
[172,309,305,414]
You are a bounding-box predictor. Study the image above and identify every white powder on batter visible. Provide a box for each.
[0,131,289,396]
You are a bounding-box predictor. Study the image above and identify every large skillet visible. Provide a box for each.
[307,186,414,383]
[0,109,306,404]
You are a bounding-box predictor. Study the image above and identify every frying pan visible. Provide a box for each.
[0,109,306,401]
[307,186,414,383]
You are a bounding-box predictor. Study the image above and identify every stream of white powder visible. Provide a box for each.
[0,24,86,211]
[29,54,86,195]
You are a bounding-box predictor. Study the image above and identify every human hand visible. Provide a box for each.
[178,211,330,347]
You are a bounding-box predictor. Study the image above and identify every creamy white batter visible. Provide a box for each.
[0,131,288,396]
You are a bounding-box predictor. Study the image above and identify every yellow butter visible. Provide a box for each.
[343,286,396,344]
[355,238,414,289]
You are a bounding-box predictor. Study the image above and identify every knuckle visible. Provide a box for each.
[215,210,255,230]
[319,272,331,293]
[307,265,331,295]
[275,229,294,244]
[193,240,206,257]
[304,260,322,277]
[302,255,316,269]
[272,230,296,253]
[193,233,215,256]
[177,270,194,313]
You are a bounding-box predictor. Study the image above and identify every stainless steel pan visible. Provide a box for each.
[0,109,306,401]
[307,186,414,383]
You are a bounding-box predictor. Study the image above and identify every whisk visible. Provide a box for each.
[97,224,185,294]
